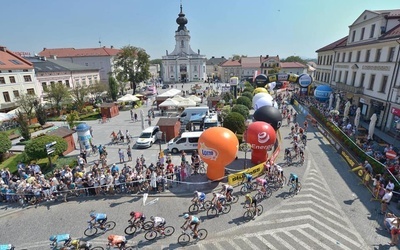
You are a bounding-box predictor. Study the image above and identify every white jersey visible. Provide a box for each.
[153,217,165,227]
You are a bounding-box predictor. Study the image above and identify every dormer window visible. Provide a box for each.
[370,24,375,38]
[360,27,365,40]
[351,30,356,42]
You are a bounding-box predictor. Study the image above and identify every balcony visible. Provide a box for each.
[335,82,364,94]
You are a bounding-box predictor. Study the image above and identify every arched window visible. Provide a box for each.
[181,40,184,48]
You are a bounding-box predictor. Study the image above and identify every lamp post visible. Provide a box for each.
[239,142,252,169]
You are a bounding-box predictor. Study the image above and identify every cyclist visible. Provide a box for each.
[274,164,284,181]
[182,213,200,238]
[107,235,127,249]
[220,184,234,202]
[242,172,253,189]
[299,147,305,163]
[150,216,166,234]
[89,212,107,230]
[212,192,225,212]
[70,239,91,250]
[255,177,268,195]
[129,211,146,226]
[287,173,300,194]
[263,160,272,175]
[244,194,258,217]
[192,191,206,207]
[285,148,291,161]
[49,234,71,248]
[110,131,117,143]
[301,133,307,146]
[0,244,14,250]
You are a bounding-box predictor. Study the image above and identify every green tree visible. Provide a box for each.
[0,132,12,157]
[66,111,80,129]
[16,111,30,141]
[15,93,38,125]
[108,76,118,101]
[241,92,253,100]
[71,84,90,113]
[35,103,47,126]
[25,135,68,160]
[232,104,249,119]
[45,83,71,116]
[236,96,252,109]
[113,45,151,94]
[223,112,245,134]
[222,92,234,104]
[90,81,109,99]
[281,55,308,65]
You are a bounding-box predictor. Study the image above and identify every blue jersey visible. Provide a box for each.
[244,173,252,181]
[198,192,206,201]
[0,244,13,250]
[95,213,107,221]
[191,216,199,223]
[290,174,298,181]
[50,234,70,243]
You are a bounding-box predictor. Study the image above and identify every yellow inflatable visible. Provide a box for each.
[253,87,269,95]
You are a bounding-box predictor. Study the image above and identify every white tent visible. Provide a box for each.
[7,107,26,115]
[188,95,201,103]
[159,98,179,107]
[157,88,182,97]
[117,94,140,102]
[171,95,186,102]
[0,113,14,121]
[177,99,197,107]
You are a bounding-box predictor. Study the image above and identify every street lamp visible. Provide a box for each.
[239,142,252,169]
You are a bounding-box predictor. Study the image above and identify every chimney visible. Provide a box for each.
[50,55,57,60]
[211,56,215,58]
[221,56,224,58]
[43,48,46,51]
[266,55,269,58]
[0,46,6,52]
[103,46,105,48]
[111,45,114,49]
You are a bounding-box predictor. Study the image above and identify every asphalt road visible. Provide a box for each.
[0,83,393,249]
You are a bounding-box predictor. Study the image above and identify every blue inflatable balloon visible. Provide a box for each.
[314,85,332,102]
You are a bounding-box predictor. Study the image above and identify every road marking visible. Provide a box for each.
[212,241,225,250]
[254,235,275,249]
[284,231,312,250]
[241,237,260,250]
[226,239,243,250]
[272,233,296,250]
[297,227,331,249]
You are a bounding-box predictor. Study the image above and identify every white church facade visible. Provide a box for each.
[162,5,206,83]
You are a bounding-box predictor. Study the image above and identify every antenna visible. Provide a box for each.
[98,37,102,47]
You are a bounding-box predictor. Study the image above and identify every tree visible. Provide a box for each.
[16,111,30,141]
[113,45,151,94]
[232,54,247,60]
[25,135,67,160]
[223,112,245,134]
[281,56,308,65]
[35,103,47,126]
[45,83,71,116]
[66,111,79,129]
[108,76,118,101]
[0,132,12,157]
[241,92,253,100]
[71,84,90,113]
[90,81,109,99]
[232,104,250,119]
[15,93,38,125]
[236,96,252,109]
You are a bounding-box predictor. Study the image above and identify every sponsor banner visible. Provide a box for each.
[340,149,357,168]
[228,164,263,186]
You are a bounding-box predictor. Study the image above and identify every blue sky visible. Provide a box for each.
[2,0,399,60]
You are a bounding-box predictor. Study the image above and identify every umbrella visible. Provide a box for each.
[328,93,334,109]
[386,150,397,160]
[343,101,351,119]
[368,113,377,140]
[335,94,341,111]
[117,94,140,102]
[354,107,361,129]
[159,98,179,107]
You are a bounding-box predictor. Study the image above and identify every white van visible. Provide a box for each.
[167,131,203,153]
[179,107,209,125]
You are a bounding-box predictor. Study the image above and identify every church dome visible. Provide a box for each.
[176,5,188,31]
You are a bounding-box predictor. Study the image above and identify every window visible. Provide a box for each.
[368,74,375,90]
[9,76,16,83]
[365,50,370,62]
[50,81,55,88]
[360,27,365,40]
[388,47,395,62]
[88,77,92,84]
[170,66,174,72]
[3,92,10,102]
[334,70,337,81]
[9,59,22,65]
[0,77,5,84]
[65,80,70,88]
[42,82,47,91]
[342,52,346,62]
[370,24,375,38]
[26,88,35,95]
[13,90,19,98]
[344,71,348,83]
[356,51,361,62]
[351,30,356,42]
[380,76,388,93]
[180,40,184,48]
[375,49,381,62]
[23,75,32,82]
[351,72,356,86]
[336,53,340,62]
[348,52,352,62]
[360,73,365,87]
[188,137,199,143]
[58,80,62,84]
[85,63,88,66]
[338,71,342,82]
[0,61,5,65]
[330,55,333,65]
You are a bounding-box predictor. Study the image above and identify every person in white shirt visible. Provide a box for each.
[386,180,395,191]
[381,189,393,214]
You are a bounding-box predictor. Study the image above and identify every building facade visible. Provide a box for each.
[0,46,41,111]
[38,46,120,84]
[206,56,227,82]
[162,5,207,83]
[315,9,400,132]
[220,59,242,83]
[279,62,307,75]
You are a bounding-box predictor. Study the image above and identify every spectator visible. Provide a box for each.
[381,189,393,214]
[386,180,395,191]
[364,161,373,174]
[118,148,125,163]
[111,164,119,177]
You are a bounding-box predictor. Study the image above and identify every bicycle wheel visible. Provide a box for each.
[178,233,190,246]
[257,205,263,216]
[203,200,212,210]
[104,221,116,231]
[84,227,98,237]
[222,204,231,214]
[198,167,206,174]
[240,185,248,195]
[144,230,157,241]
[228,195,238,204]
[164,226,175,236]
[254,192,263,202]
[265,189,272,198]
[207,207,218,218]
[243,210,253,221]
[251,182,258,191]
[124,225,138,235]
[197,229,208,240]
[189,204,199,214]
[143,221,154,230]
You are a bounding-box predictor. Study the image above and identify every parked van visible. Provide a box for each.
[167,131,203,153]
[179,107,209,125]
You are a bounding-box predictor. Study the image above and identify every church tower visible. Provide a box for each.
[162,4,206,83]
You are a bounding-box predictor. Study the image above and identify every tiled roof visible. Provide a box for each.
[206,57,227,66]
[373,9,400,18]
[280,62,306,68]
[240,57,261,68]
[380,24,400,40]
[315,36,348,52]
[47,127,75,138]
[261,56,279,63]
[0,46,33,70]
[39,47,121,58]
[221,59,241,67]
[26,57,99,72]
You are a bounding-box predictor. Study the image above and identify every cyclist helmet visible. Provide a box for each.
[108,235,114,241]
[49,235,56,241]
[150,216,155,221]
[194,190,198,194]
[245,194,251,198]
[130,211,135,217]
[222,184,226,187]
[70,240,79,246]
[183,214,189,219]
[89,212,95,218]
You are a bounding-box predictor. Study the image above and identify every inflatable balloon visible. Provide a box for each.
[253,87,269,95]
[245,121,277,164]
[253,106,283,130]
[297,74,313,88]
[314,85,332,102]
[252,93,272,109]
[254,74,269,88]
[254,96,274,110]
[198,127,239,181]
